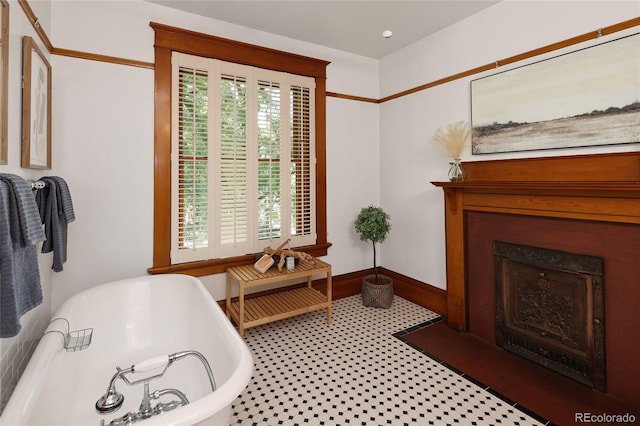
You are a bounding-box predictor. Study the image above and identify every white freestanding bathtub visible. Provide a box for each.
[1,274,253,426]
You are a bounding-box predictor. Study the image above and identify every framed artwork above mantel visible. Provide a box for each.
[471,33,640,155]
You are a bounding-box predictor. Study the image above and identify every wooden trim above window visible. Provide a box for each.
[151,22,329,78]
[149,23,331,275]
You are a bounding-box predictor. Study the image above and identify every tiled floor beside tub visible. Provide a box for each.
[231,295,549,426]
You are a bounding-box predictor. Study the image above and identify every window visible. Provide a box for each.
[172,54,316,263]
[150,23,330,276]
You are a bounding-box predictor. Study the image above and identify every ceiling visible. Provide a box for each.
[147,1,501,59]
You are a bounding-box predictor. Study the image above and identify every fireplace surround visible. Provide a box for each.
[432,151,639,406]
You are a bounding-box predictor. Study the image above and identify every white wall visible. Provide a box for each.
[378,0,640,291]
[326,97,380,274]
[49,0,380,310]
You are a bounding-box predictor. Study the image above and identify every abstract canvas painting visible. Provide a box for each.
[471,33,640,154]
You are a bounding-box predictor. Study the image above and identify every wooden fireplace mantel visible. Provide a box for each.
[431,151,640,331]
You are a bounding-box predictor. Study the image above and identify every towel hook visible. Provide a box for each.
[29,180,46,190]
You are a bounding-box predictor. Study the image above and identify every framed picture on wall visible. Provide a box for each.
[471,33,640,154]
[21,36,51,169]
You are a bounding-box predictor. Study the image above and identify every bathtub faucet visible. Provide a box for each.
[96,350,216,416]
[138,380,189,419]
[98,380,189,425]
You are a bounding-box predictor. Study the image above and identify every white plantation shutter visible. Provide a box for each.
[257,79,282,240]
[171,52,316,263]
[171,54,212,263]
[290,85,315,242]
[218,73,251,257]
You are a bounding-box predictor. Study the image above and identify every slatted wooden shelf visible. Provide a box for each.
[226,258,332,337]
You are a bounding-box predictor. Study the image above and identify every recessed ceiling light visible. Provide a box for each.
[382,30,393,39]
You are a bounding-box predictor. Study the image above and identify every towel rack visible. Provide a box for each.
[28,180,46,190]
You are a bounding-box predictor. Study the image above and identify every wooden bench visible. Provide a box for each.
[226,258,332,337]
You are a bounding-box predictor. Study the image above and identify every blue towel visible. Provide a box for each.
[50,176,75,222]
[0,175,46,338]
[35,176,75,272]
[0,174,46,247]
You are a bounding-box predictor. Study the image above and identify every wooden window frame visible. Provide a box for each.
[148,23,331,276]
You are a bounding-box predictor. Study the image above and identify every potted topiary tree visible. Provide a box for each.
[354,205,393,308]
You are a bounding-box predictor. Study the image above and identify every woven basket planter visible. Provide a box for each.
[361,274,394,309]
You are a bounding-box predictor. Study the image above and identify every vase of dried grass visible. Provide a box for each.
[448,158,467,182]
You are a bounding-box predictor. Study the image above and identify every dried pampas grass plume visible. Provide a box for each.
[433,121,471,159]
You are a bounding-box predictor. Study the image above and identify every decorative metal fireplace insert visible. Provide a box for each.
[494,241,606,391]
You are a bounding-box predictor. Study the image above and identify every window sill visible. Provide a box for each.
[148,242,332,277]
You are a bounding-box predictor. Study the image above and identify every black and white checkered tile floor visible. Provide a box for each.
[231,295,549,425]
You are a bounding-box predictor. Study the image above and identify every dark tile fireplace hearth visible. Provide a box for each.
[494,241,606,391]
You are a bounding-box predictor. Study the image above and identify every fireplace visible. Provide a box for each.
[431,151,640,407]
[494,241,605,391]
